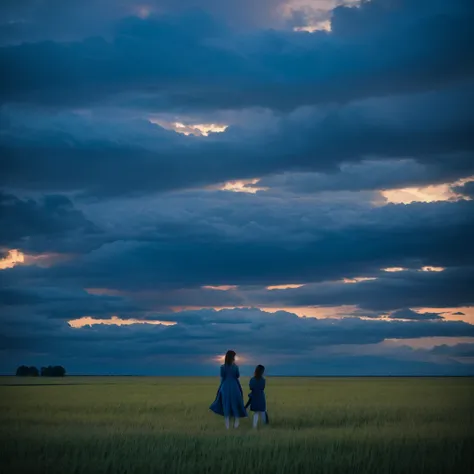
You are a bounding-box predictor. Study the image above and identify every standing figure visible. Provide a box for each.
[209,350,247,429]
[248,364,267,428]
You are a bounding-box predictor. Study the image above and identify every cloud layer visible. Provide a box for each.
[1,0,473,375]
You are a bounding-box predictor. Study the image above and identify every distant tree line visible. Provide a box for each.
[16,365,66,377]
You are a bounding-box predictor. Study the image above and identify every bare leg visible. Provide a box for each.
[234,417,240,428]
[225,417,230,429]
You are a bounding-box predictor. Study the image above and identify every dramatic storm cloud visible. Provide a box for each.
[1,0,473,375]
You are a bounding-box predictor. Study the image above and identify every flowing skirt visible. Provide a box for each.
[209,379,247,418]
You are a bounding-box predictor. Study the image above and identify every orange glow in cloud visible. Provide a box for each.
[189,123,228,136]
[0,249,72,270]
[382,266,445,273]
[209,178,268,194]
[266,284,305,290]
[260,305,361,318]
[293,20,332,32]
[149,118,228,137]
[421,307,474,324]
[420,266,445,272]
[285,0,361,33]
[383,266,445,272]
[381,176,474,204]
[382,184,461,204]
[170,305,360,319]
[0,249,25,269]
[68,316,176,328]
[342,277,377,284]
[173,122,228,136]
[167,304,474,324]
[202,285,238,291]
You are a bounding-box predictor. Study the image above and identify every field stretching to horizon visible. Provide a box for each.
[1,377,473,474]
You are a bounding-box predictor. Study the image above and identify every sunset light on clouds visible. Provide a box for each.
[149,118,228,137]
[0,249,24,270]
[0,249,72,270]
[1,0,473,376]
[68,316,176,328]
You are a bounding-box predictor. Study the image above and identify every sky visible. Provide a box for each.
[1,0,474,376]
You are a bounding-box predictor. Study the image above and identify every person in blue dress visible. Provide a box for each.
[209,350,247,429]
[248,364,267,428]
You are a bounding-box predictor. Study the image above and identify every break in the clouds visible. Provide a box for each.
[1,0,474,375]
[2,85,474,196]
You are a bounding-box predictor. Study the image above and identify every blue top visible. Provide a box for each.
[209,364,247,418]
[248,376,266,412]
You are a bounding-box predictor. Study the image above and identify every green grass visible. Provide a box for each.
[1,377,473,474]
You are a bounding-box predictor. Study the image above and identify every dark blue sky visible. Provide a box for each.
[1,0,473,375]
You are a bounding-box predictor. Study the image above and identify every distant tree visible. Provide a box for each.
[28,366,39,377]
[41,365,66,377]
[16,365,29,376]
[16,365,39,376]
[53,365,66,377]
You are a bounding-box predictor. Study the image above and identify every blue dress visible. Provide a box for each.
[248,376,266,412]
[209,364,247,418]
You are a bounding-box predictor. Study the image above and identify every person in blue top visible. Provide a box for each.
[248,364,267,428]
[209,350,247,429]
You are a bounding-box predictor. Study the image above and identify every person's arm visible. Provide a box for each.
[262,378,266,390]
[220,365,225,381]
[249,377,256,390]
[235,365,240,378]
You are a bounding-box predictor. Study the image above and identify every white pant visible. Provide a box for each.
[253,411,266,428]
[224,417,240,429]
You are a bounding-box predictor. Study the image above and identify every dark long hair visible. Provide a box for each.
[254,364,265,379]
[224,350,236,366]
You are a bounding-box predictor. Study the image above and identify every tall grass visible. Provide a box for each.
[1,377,473,474]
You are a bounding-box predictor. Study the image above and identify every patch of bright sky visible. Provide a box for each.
[149,117,228,137]
[68,316,176,328]
[261,305,361,318]
[420,266,445,272]
[342,277,377,284]
[166,304,474,324]
[207,179,269,193]
[382,266,445,273]
[293,20,332,32]
[381,176,474,205]
[285,0,362,32]
[0,249,24,269]
[421,307,474,324]
[380,307,474,324]
[169,305,361,319]
[0,249,72,270]
[67,306,474,329]
[203,285,239,291]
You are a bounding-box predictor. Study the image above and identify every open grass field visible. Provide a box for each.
[1,376,473,474]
